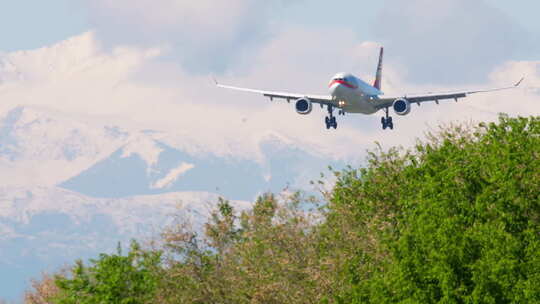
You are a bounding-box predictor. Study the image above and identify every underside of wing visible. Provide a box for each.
[373,78,524,109]
[373,92,467,109]
[216,82,334,105]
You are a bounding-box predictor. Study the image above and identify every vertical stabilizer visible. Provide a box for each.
[373,47,384,90]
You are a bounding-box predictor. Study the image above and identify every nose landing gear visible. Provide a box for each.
[381,107,394,130]
[325,105,338,129]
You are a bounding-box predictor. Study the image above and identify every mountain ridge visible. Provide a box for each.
[0,103,344,300]
[0,185,251,300]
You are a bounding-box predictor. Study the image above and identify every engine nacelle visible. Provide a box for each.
[392,98,411,116]
[295,98,313,115]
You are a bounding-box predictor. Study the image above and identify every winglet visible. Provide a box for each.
[212,77,219,86]
[514,77,524,87]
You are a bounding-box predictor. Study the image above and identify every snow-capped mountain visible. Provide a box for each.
[60,131,339,200]
[0,105,127,187]
[0,104,341,200]
[0,104,344,300]
[0,32,356,301]
[0,186,250,300]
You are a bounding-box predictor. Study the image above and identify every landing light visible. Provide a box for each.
[338,100,346,107]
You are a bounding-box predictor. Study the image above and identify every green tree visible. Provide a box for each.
[54,240,162,304]
[158,193,327,303]
[329,116,540,303]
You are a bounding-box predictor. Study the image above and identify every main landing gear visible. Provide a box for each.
[381,107,394,130]
[325,105,337,129]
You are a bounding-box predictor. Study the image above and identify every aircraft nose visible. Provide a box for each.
[329,81,341,96]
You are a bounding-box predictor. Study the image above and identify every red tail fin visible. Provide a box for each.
[373,47,383,90]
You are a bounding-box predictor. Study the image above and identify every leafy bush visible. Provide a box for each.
[53,241,161,304]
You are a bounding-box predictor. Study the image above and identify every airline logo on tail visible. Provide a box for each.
[373,47,384,90]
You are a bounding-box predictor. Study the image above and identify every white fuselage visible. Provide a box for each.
[328,72,381,114]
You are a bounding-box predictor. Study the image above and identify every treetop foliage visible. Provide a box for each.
[24,115,540,303]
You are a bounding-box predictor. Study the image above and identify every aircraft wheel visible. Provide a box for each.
[333,121,338,129]
[388,122,394,130]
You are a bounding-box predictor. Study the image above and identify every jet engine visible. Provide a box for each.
[392,98,411,116]
[295,98,313,115]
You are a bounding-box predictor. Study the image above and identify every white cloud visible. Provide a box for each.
[0,29,538,170]
[0,31,383,163]
[82,0,290,72]
[374,0,534,85]
[87,0,269,38]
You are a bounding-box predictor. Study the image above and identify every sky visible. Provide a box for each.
[0,1,540,300]
[0,0,540,157]
[0,0,539,158]
[1,1,539,79]
[1,1,539,52]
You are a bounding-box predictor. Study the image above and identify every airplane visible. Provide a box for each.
[216,48,523,130]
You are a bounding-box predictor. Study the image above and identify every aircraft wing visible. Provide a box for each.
[372,78,524,109]
[216,81,334,105]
